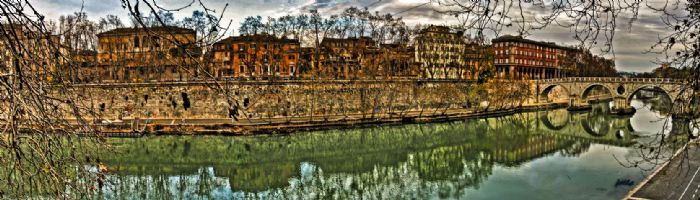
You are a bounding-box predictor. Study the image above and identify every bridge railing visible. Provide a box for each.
[536,77,684,84]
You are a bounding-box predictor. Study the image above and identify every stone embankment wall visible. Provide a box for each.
[71,80,478,121]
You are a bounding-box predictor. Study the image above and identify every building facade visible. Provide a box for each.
[492,35,575,80]
[211,33,300,79]
[379,43,419,78]
[318,37,377,79]
[95,26,198,82]
[413,25,469,79]
[464,42,495,80]
[0,24,66,83]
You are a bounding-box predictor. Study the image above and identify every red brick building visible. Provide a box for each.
[211,33,300,79]
[492,35,575,80]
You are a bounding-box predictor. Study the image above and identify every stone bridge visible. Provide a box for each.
[534,77,690,114]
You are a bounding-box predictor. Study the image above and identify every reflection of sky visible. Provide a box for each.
[630,99,672,136]
[459,145,649,200]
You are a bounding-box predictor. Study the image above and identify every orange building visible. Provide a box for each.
[211,33,300,80]
[378,43,419,78]
[464,43,495,80]
[72,50,98,83]
[96,26,199,82]
[0,24,66,83]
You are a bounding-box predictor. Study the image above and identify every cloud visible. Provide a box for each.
[31,0,673,72]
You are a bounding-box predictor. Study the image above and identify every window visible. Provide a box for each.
[134,36,140,48]
[142,36,148,48]
[152,36,160,48]
[288,55,295,60]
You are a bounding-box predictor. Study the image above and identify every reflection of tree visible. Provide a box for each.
[559,141,592,157]
[102,167,227,199]
[413,145,493,188]
[581,102,612,137]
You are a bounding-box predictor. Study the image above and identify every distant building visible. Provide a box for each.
[464,42,495,80]
[318,37,377,79]
[0,24,66,82]
[492,35,574,80]
[72,50,99,82]
[96,26,199,82]
[379,43,420,78]
[211,33,300,79]
[413,25,469,79]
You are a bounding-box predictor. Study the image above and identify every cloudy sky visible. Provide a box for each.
[32,0,675,72]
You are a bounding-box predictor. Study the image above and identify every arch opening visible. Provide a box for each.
[581,84,613,101]
[540,84,569,103]
[627,86,672,115]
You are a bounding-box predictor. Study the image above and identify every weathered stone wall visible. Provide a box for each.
[71,80,476,120]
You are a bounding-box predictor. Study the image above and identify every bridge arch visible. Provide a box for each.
[580,84,615,99]
[540,84,570,101]
[625,84,673,102]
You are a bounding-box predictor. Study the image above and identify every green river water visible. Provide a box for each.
[97,93,687,199]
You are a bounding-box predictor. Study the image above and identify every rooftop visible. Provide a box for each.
[215,33,299,44]
[97,26,196,37]
[492,35,577,51]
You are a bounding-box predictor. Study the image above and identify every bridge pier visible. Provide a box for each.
[610,97,636,115]
[671,116,690,136]
[566,96,592,111]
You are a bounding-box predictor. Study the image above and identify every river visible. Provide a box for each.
[97,92,688,199]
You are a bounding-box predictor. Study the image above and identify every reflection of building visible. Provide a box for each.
[211,33,300,79]
[96,26,198,82]
[492,35,575,80]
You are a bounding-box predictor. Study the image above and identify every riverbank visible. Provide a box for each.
[93,101,568,136]
[626,140,700,200]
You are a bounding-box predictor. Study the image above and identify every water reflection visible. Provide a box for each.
[98,93,681,200]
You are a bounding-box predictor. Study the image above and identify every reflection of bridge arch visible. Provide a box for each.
[581,84,614,99]
[539,112,570,130]
[581,118,610,137]
[580,107,611,137]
